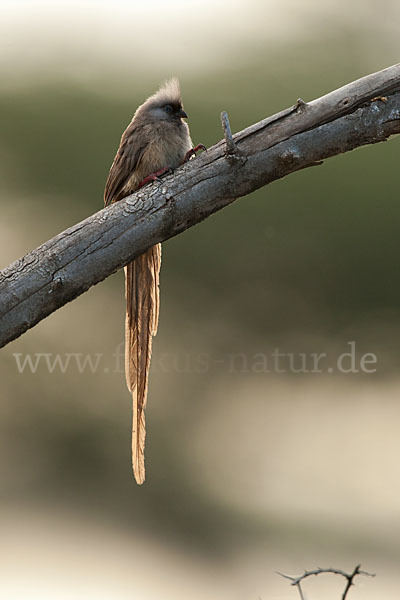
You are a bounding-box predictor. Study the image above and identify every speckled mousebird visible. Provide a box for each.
[104,78,205,484]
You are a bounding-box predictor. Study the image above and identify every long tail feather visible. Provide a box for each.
[124,244,161,484]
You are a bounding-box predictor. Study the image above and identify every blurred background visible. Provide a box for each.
[1,0,400,598]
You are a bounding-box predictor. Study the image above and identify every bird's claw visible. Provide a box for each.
[138,167,173,188]
[182,144,207,164]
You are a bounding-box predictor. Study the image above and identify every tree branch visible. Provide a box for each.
[1,64,400,348]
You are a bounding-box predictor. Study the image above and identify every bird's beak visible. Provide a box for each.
[177,109,188,119]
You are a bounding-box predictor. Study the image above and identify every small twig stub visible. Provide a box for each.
[221,111,235,153]
[220,110,245,162]
[295,97,308,111]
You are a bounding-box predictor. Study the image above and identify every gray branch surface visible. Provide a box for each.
[1,64,400,347]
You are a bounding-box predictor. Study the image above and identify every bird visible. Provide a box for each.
[104,78,204,484]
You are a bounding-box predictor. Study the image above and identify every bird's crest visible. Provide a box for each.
[140,78,183,112]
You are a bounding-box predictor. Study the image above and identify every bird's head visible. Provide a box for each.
[138,78,188,122]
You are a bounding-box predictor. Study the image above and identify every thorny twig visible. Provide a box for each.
[277,564,375,600]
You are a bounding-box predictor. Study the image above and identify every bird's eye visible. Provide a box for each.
[164,104,173,114]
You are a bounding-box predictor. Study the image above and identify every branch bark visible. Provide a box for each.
[1,64,400,348]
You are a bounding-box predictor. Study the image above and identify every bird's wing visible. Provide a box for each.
[104,121,148,206]
[125,243,161,484]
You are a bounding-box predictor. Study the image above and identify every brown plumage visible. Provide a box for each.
[104,79,192,484]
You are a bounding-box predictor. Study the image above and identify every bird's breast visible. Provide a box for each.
[153,122,192,170]
[123,121,192,195]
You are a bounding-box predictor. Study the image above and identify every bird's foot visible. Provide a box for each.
[182,144,207,164]
[138,167,172,189]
